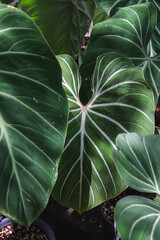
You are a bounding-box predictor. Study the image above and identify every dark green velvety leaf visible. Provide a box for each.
[21,0,95,56]
[113,133,160,194]
[94,0,160,53]
[52,52,154,213]
[115,196,160,240]
[0,4,68,227]
[80,3,160,105]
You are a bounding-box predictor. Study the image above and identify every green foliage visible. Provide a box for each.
[114,133,160,194]
[0,4,68,227]
[93,7,108,25]
[81,3,160,105]
[21,0,96,56]
[52,53,154,212]
[115,196,160,240]
[0,0,159,235]
[94,0,160,53]
[114,133,160,240]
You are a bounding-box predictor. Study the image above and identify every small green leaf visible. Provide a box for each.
[52,52,154,212]
[80,3,160,105]
[113,133,160,194]
[0,4,68,227]
[115,196,160,240]
[21,0,96,56]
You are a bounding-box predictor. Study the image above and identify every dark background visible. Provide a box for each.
[40,197,115,240]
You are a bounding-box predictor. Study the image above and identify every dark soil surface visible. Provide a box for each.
[1,225,48,240]
[1,188,155,240]
[40,188,155,240]
[40,197,115,240]
[100,187,156,227]
[0,222,48,240]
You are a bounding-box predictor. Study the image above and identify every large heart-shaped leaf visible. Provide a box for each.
[94,0,160,53]
[52,52,154,212]
[21,0,95,56]
[80,3,160,104]
[113,133,160,194]
[115,196,160,240]
[0,4,68,227]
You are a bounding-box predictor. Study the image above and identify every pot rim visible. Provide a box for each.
[0,214,56,240]
[100,203,114,227]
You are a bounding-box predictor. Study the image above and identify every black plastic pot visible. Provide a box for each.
[100,204,121,240]
[0,214,56,240]
[100,203,114,227]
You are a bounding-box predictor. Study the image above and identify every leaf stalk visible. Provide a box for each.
[73,1,82,67]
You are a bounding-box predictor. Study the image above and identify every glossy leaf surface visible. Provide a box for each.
[94,0,160,53]
[115,196,160,240]
[80,3,160,104]
[0,4,68,227]
[113,133,160,194]
[52,52,154,212]
[21,0,95,56]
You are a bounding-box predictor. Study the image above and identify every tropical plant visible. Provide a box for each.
[93,7,108,25]
[0,4,68,227]
[20,0,96,62]
[113,133,160,240]
[51,52,154,212]
[0,0,157,231]
[51,2,157,213]
[94,0,160,53]
[80,2,160,105]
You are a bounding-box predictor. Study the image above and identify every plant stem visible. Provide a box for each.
[73,1,82,67]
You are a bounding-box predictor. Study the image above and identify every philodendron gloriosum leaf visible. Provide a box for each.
[113,133,160,239]
[80,3,160,105]
[21,0,95,56]
[115,196,160,240]
[0,4,68,227]
[52,52,154,213]
[94,0,160,53]
[113,133,160,194]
